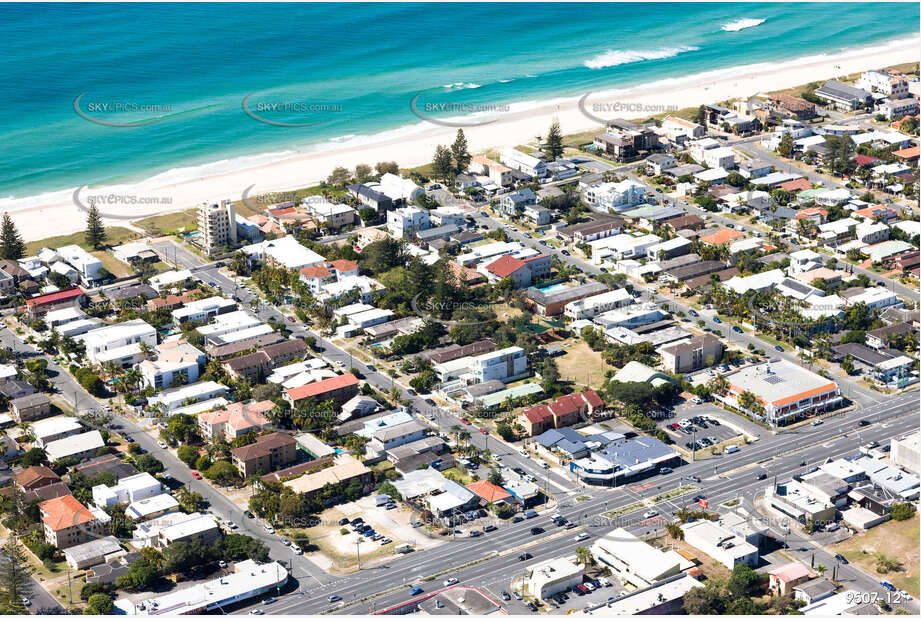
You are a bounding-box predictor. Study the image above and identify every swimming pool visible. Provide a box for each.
[537,283,569,294]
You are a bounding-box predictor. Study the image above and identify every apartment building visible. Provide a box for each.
[471,346,528,383]
[198,200,238,252]
[500,147,547,177]
[231,432,298,478]
[658,334,723,373]
[386,206,431,239]
[40,494,109,549]
[172,296,237,324]
[198,400,275,442]
[138,338,205,390]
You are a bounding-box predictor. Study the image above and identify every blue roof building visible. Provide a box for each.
[570,436,680,486]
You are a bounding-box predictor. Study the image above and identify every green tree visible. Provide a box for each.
[432,145,454,181]
[0,536,33,611]
[450,129,471,173]
[890,503,915,521]
[0,213,25,261]
[777,133,794,158]
[545,118,564,159]
[132,454,165,475]
[85,203,107,249]
[176,445,200,468]
[85,593,114,615]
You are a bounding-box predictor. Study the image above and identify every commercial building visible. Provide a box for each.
[681,519,759,569]
[717,359,842,425]
[590,528,684,588]
[891,431,921,475]
[570,436,679,485]
[113,560,288,616]
[523,556,585,599]
[563,288,633,320]
[764,480,837,524]
[132,512,220,549]
[814,80,871,111]
[198,200,237,252]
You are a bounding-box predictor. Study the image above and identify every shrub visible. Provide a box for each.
[890,503,914,521]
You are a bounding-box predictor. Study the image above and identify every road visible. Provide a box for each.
[261,393,919,616]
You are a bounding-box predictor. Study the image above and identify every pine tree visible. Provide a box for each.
[0,535,33,611]
[0,213,24,260]
[546,118,564,160]
[85,203,107,249]
[432,145,454,181]
[450,129,471,174]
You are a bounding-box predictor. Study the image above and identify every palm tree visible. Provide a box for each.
[815,564,827,576]
[574,546,594,566]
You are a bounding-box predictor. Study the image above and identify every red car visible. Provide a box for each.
[480,428,488,435]
[191,471,202,479]
[461,418,472,425]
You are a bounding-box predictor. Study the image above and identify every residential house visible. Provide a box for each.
[40,494,109,549]
[10,393,52,423]
[198,400,275,442]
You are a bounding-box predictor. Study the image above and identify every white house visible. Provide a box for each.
[583,180,647,211]
[78,319,157,365]
[387,206,431,239]
[702,147,737,170]
[56,245,104,284]
[564,288,633,320]
[500,147,546,177]
[92,473,165,509]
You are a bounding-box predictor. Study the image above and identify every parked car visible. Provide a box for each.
[880,581,896,592]
[732,325,743,333]
[157,440,168,449]
[191,471,202,479]
[775,345,784,352]
[643,510,658,519]
[712,317,721,324]
[659,467,673,474]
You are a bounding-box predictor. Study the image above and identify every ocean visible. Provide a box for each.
[0,2,916,207]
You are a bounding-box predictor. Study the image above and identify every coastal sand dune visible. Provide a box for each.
[10,39,918,243]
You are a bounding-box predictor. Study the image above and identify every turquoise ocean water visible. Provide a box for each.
[0,2,916,205]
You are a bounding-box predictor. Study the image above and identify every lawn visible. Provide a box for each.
[441,467,476,485]
[832,513,920,596]
[134,210,198,235]
[555,340,608,390]
[24,227,140,256]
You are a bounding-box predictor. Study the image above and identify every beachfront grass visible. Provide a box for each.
[833,513,919,596]
[24,227,140,255]
[556,340,608,390]
[134,210,198,235]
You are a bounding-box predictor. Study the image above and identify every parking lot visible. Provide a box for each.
[659,413,743,454]
[541,575,628,613]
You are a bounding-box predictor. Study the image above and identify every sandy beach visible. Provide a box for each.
[10,37,919,243]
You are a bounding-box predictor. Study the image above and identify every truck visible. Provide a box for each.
[393,543,413,554]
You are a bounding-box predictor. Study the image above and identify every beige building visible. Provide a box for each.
[199,200,237,253]
[658,334,723,373]
[891,431,921,475]
[40,494,110,549]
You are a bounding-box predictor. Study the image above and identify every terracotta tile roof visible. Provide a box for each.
[855,154,882,167]
[854,206,897,220]
[466,480,512,503]
[15,465,60,490]
[449,261,485,283]
[778,178,813,193]
[894,145,920,159]
[299,265,332,279]
[523,405,552,424]
[40,494,96,531]
[794,207,827,220]
[772,384,837,408]
[286,373,359,401]
[700,228,745,246]
[329,259,358,272]
[200,400,275,432]
[486,254,527,278]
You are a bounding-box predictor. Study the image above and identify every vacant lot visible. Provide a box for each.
[134,210,198,235]
[832,512,919,596]
[555,340,607,390]
[24,227,140,255]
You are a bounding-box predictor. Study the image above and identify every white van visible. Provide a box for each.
[394,544,412,554]
[725,445,740,454]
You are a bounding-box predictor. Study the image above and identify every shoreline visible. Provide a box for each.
[8,36,919,243]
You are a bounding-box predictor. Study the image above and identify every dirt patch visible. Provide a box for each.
[555,340,607,390]
[831,512,920,596]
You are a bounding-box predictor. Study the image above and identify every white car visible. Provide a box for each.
[643,510,658,519]
[292,546,303,555]
[264,524,275,534]
[574,533,589,542]
[812,419,823,426]
[156,441,168,449]
[443,577,459,587]
[335,360,345,367]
